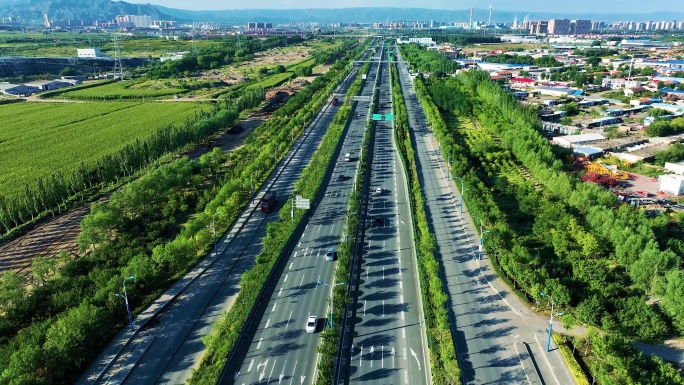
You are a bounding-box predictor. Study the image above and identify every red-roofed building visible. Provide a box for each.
[510,77,536,86]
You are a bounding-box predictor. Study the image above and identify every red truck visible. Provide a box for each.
[332,97,339,107]
[260,191,277,212]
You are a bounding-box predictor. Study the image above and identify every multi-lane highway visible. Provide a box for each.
[222,44,383,385]
[344,48,430,385]
[394,46,574,385]
[77,45,371,385]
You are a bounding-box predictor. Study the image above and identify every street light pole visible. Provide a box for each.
[455,176,468,213]
[211,211,222,251]
[318,280,347,330]
[116,275,135,331]
[540,292,563,353]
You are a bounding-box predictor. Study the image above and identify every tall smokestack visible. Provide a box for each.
[470,8,473,29]
[489,5,492,25]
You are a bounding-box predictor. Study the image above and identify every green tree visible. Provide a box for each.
[629,242,679,294]
[43,302,109,372]
[661,269,684,333]
[31,256,56,286]
[0,271,25,310]
[77,203,120,250]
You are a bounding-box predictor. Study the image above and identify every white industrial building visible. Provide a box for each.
[659,174,684,196]
[77,48,104,58]
[0,83,39,96]
[665,162,684,175]
[396,37,436,46]
[25,79,71,91]
[552,133,606,148]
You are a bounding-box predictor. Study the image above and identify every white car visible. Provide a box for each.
[375,187,383,194]
[306,316,317,333]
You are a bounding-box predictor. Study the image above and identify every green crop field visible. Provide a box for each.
[0,101,209,199]
[60,80,189,100]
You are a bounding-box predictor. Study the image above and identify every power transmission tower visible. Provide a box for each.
[113,35,124,81]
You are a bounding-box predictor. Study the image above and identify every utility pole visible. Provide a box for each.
[113,35,124,81]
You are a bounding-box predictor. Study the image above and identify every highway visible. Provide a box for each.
[344,48,430,385]
[221,44,382,385]
[77,46,371,385]
[394,46,572,385]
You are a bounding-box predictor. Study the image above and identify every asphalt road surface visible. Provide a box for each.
[344,50,430,385]
[395,46,566,385]
[221,45,382,385]
[78,47,370,385]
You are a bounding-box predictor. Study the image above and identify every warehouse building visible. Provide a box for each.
[659,174,684,196]
[552,133,606,148]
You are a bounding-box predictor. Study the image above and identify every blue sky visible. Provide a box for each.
[123,0,682,13]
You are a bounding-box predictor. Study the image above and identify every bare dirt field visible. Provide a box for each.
[200,45,311,85]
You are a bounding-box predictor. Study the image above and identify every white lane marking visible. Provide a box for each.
[278,288,283,297]
[370,346,374,367]
[298,242,301,247]
[382,345,384,368]
[402,328,406,339]
[284,274,288,282]
[360,346,363,367]
[248,359,255,372]
[405,370,409,384]
[257,338,263,349]
[317,224,321,234]
[404,348,407,359]
[299,276,304,289]
[267,359,277,384]
[383,301,385,317]
[330,225,334,234]
[286,311,293,329]
[272,303,277,312]
[288,360,297,385]
[294,252,298,258]
[279,360,286,384]
[289,262,293,270]
[364,300,366,316]
[411,348,422,370]
[265,319,271,329]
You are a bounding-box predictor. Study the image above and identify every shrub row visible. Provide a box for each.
[390,62,461,384]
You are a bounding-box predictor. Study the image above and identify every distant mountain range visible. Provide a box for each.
[0,0,682,25]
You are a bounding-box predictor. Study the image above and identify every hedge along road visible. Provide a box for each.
[219,48,380,385]
[75,61,363,385]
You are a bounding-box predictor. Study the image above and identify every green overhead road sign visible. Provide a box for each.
[385,114,394,121]
[372,114,383,121]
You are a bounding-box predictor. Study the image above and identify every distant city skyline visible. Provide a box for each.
[120,0,683,14]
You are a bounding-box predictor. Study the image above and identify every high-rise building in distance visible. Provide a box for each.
[548,18,571,35]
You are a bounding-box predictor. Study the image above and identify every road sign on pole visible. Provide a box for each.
[295,195,310,209]
[372,114,382,121]
[385,113,394,121]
